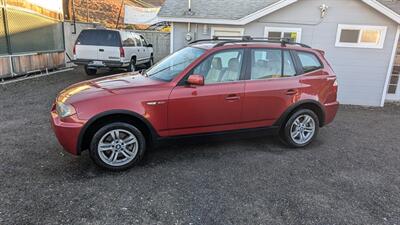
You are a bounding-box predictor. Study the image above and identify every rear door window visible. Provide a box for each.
[77,30,121,47]
[297,51,323,73]
[249,49,296,80]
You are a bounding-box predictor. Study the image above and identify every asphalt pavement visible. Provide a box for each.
[1,67,400,225]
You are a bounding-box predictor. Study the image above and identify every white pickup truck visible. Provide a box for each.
[73,29,154,75]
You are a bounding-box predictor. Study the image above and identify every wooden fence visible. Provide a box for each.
[0,52,65,79]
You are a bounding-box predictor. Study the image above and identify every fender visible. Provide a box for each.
[273,100,326,128]
[76,109,159,154]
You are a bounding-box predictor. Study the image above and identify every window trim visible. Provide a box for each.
[264,27,302,42]
[335,24,387,49]
[210,27,245,38]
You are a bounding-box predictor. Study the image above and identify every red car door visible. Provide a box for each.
[242,49,303,127]
[168,49,245,136]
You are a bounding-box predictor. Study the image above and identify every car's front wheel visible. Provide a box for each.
[280,109,319,148]
[89,122,146,171]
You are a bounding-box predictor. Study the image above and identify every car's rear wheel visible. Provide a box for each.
[84,66,97,76]
[127,58,136,72]
[280,109,319,148]
[89,122,146,171]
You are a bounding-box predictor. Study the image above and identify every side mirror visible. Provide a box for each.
[147,44,153,48]
[187,74,204,86]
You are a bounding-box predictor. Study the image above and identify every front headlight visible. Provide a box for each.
[56,102,76,118]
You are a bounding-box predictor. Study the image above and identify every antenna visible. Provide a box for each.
[185,0,194,16]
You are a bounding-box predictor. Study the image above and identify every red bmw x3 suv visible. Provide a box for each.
[51,37,339,170]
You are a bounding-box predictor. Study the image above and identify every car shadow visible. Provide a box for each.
[140,134,314,167]
[47,133,321,179]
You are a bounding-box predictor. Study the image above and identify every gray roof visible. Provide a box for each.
[377,0,400,15]
[158,0,400,20]
[158,0,280,20]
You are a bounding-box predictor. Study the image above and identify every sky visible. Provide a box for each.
[26,0,63,12]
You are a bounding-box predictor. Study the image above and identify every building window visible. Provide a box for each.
[264,27,302,42]
[335,24,387,49]
[210,27,244,39]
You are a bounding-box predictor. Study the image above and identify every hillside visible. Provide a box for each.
[66,0,164,28]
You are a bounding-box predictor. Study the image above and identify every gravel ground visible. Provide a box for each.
[1,68,400,225]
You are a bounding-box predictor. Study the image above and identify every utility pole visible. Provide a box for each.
[116,0,124,29]
[86,0,89,22]
[72,0,76,34]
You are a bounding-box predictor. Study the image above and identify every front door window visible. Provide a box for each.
[191,49,244,84]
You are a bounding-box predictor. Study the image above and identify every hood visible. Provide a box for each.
[57,72,164,104]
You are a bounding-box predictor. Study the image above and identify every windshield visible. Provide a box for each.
[147,47,206,82]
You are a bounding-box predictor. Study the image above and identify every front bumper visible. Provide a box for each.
[50,110,85,156]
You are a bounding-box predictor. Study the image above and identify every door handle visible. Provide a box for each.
[99,49,104,52]
[286,89,298,95]
[225,94,240,101]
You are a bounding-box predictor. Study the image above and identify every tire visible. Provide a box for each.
[127,58,136,72]
[146,56,154,68]
[84,66,97,76]
[89,122,146,171]
[280,109,319,148]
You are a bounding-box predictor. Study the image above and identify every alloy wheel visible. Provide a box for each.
[97,129,139,167]
[289,114,316,145]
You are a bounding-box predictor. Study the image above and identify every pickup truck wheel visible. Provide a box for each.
[146,56,154,68]
[280,109,319,148]
[84,66,97,76]
[89,122,146,171]
[127,59,136,72]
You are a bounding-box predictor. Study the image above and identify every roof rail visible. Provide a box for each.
[189,36,311,48]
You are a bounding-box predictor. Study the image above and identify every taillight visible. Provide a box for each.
[73,44,76,55]
[119,47,125,58]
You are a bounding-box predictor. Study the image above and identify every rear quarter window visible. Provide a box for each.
[77,30,121,47]
[297,51,323,73]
